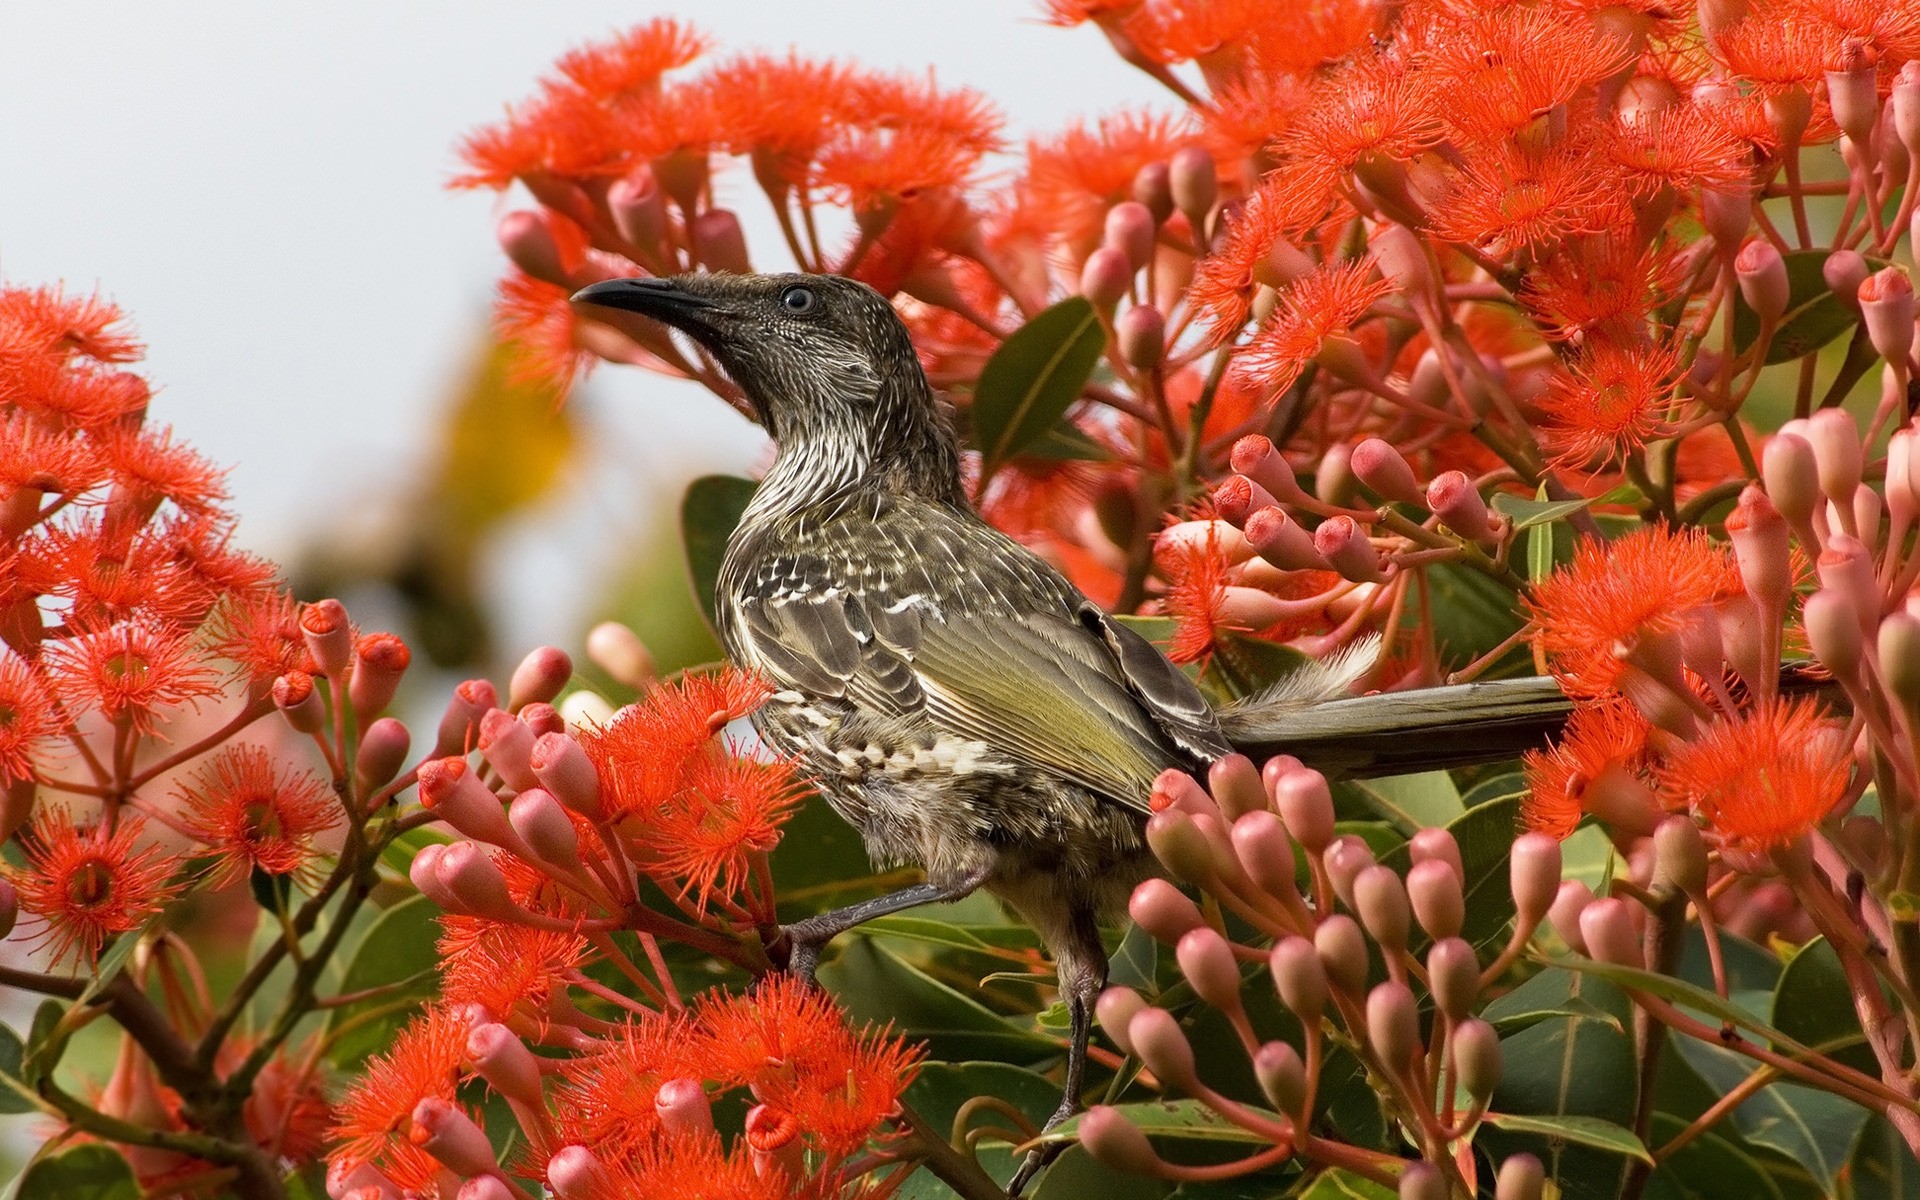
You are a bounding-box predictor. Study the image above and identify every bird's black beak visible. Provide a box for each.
[570,277,717,330]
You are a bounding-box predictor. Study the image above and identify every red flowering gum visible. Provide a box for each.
[1431,142,1612,254]
[1528,525,1743,700]
[44,619,222,735]
[437,914,588,1026]
[1025,111,1199,251]
[1416,7,1632,144]
[581,667,773,821]
[1237,260,1394,393]
[329,1006,472,1194]
[1657,699,1851,852]
[11,808,180,965]
[1537,341,1684,467]
[174,744,339,885]
[0,653,56,784]
[1521,702,1654,839]
[547,1012,703,1169]
[649,754,805,909]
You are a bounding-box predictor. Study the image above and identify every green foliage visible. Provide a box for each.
[14,1146,138,1200]
[324,892,443,1067]
[1729,250,1875,365]
[969,297,1107,483]
[681,473,758,631]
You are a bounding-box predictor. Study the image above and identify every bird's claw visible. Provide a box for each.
[1006,1093,1077,1196]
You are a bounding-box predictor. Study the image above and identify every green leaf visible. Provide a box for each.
[680,474,757,632]
[1551,954,1815,1054]
[770,793,896,919]
[1046,1099,1278,1145]
[1029,1146,1172,1200]
[22,999,67,1090]
[1528,522,1556,585]
[379,825,453,878]
[15,1145,138,1200]
[0,1021,31,1114]
[1460,771,1527,810]
[1486,996,1625,1037]
[1019,422,1116,463]
[860,914,1042,959]
[1492,484,1640,531]
[1731,250,1877,365]
[900,1062,1063,1195]
[972,296,1107,479]
[1670,1034,1871,1193]
[1481,1112,1653,1163]
[1847,1114,1920,1200]
[1293,1168,1399,1200]
[1772,938,1875,1075]
[1379,793,1524,955]
[1649,1113,1788,1200]
[1425,561,1525,669]
[325,893,444,1067]
[821,936,1059,1061]
[1346,771,1463,832]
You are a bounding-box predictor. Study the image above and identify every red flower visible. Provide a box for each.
[1430,141,1614,254]
[329,1007,472,1194]
[0,653,58,784]
[1237,259,1394,393]
[583,667,773,822]
[1521,701,1653,839]
[0,284,144,364]
[437,915,588,1027]
[1414,6,1632,144]
[547,1011,702,1169]
[649,754,806,909]
[1537,340,1684,467]
[495,270,593,392]
[44,619,223,735]
[1657,698,1851,852]
[95,424,230,522]
[175,744,338,885]
[552,18,709,105]
[11,808,180,964]
[1025,111,1200,250]
[205,588,316,685]
[1162,524,1238,666]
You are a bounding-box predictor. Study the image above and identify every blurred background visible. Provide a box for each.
[0,1,1143,684]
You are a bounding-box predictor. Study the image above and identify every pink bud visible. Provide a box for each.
[1765,86,1812,149]
[408,1097,498,1178]
[1509,833,1563,928]
[1497,1154,1547,1200]
[1128,1006,1200,1092]
[1427,938,1479,1020]
[1427,471,1499,545]
[353,718,411,795]
[1080,246,1133,311]
[328,1161,399,1200]
[1408,827,1463,880]
[1825,249,1871,311]
[586,622,654,690]
[1806,407,1863,507]
[408,844,462,912]
[459,1177,516,1200]
[607,169,667,251]
[1452,1017,1503,1100]
[436,679,498,759]
[1401,1162,1449,1200]
[1701,186,1753,256]
[1117,304,1165,369]
[1549,880,1594,953]
[1325,835,1376,911]
[1370,223,1431,299]
[1104,202,1158,272]
[546,1145,611,1199]
[1158,519,1253,562]
[1149,769,1218,819]
[1204,754,1265,820]
[747,1105,807,1179]
[1097,987,1149,1056]
[1351,438,1424,506]
[435,842,520,922]
[691,209,750,274]
[1230,436,1312,507]
[510,647,573,713]
[1366,981,1421,1072]
[1254,1041,1308,1116]
[1129,879,1207,945]
[1761,433,1820,532]
[1804,589,1865,680]
[531,733,603,819]
[1859,268,1916,371]
[1896,62,1920,160]
[1316,443,1358,508]
[1270,937,1328,1021]
[467,1023,544,1106]
[300,599,353,680]
[1354,865,1411,954]
[1133,161,1174,224]
[508,789,583,871]
[1726,486,1795,618]
[478,710,539,793]
[419,758,520,851]
[1212,475,1277,526]
[1735,238,1789,324]
[1177,927,1247,1019]
[1881,613,1920,709]
[1231,810,1301,905]
[1244,506,1333,571]
[521,702,566,738]
[347,633,411,723]
[1169,147,1218,236]
[497,210,570,287]
[274,671,324,734]
[1817,534,1880,636]
[1316,914,1371,995]
[1408,858,1465,940]
[1827,58,1880,148]
[1079,1106,1164,1176]
[1578,897,1643,967]
[654,1078,714,1137]
[1314,515,1385,583]
[1652,815,1709,896]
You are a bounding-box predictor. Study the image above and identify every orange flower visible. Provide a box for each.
[698,975,923,1159]
[0,653,57,784]
[44,619,222,735]
[1162,523,1238,666]
[1431,142,1613,254]
[1025,111,1200,250]
[581,1137,791,1200]
[649,754,806,909]
[206,588,316,685]
[0,283,144,365]
[1537,340,1684,467]
[95,424,230,522]
[1527,525,1743,700]
[495,270,592,393]
[1657,698,1851,852]
[1276,52,1442,202]
[175,745,338,885]
[547,1012,701,1170]
[1415,6,1632,144]
[704,51,853,169]
[437,915,588,1027]
[583,667,773,822]
[1187,171,1335,344]
[552,18,709,105]
[0,412,103,499]
[1521,701,1653,839]
[1519,237,1684,343]
[329,1006,472,1194]
[1237,259,1394,393]
[11,809,180,964]
[1601,106,1753,197]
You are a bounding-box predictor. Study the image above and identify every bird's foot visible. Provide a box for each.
[1006,1094,1077,1196]
[766,923,825,988]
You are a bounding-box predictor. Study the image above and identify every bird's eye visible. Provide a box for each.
[779,285,817,314]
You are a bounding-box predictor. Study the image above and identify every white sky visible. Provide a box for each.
[0,3,1149,648]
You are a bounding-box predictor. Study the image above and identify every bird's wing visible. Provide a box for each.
[729,505,1226,810]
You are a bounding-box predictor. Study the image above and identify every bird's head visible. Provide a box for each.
[570,272,937,448]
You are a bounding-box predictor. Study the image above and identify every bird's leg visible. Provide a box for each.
[779,870,988,984]
[1009,909,1107,1197]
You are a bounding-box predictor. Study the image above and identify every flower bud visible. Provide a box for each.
[1859,268,1916,371]
[1150,769,1217,818]
[546,1145,612,1199]
[497,210,570,287]
[1079,1106,1163,1176]
[1651,815,1709,898]
[1105,201,1158,273]
[1896,61,1920,160]
[1766,86,1812,149]
[561,691,612,735]
[1253,1041,1308,1116]
[408,1096,499,1178]
[1177,927,1246,1017]
[509,789,582,871]
[1734,238,1789,325]
[1231,810,1301,905]
[1354,865,1411,955]
[300,599,353,680]
[1370,223,1431,300]
[436,679,498,759]
[1128,1006,1200,1092]
[353,717,411,796]
[1271,768,1336,853]
[586,621,654,690]
[274,671,324,734]
[1427,471,1499,545]
[691,208,751,274]
[1817,534,1879,637]
[1880,612,1920,710]
[1351,438,1424,506]
[1451,1017,1503,1101]
[1427,937,1480,1020]
[1243,506,1334,571]
[1366,981,1421,1072]
[1807,407,1863,507]
[531,732,603,820]
[509,647,572,713]
[1170,147,1218,238]
[1761,433,1820,533]
[1130,878,1207,945]
[1804,589,1864,680]
[1117,304,1165,369]
[1549,880,1594,953]
[655,1077,714,1137]
[1726,485,1794,616]
[1497,1154,1547,1200]
[522,702,567,738]
[1827,56,1881,149]
[1271,936,1329,1021]
[607,169,667,251]
[467,1023,544,1107]
[1316,914,1371,995]
[328,1159,398,1200]
[348,633,411,724]
[1408,827,1463,880]
[1408,858,1465,940]
[1701,186,1753,256]
[1212,475,1276,526]
[435,841,520,922]
[460,1177,516,1200]
[1132,161,1174,224]
[1080,246,1133,312]
[408,843,462,911]
[479,709,540,793]
[1097,986,1149,1056]
[1230,435,1312,507]
[1578,897,1643,967]
[1509,832,1563,928]
[419,757,519,851]
[1316,443,1358,508]
[1314,515,1386,583]
[1824,249,1871,311]
[1400,1162,1449,1200]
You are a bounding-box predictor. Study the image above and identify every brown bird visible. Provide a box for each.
[572,271,1574,1192]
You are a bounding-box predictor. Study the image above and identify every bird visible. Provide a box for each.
[571,271,1577,1192]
